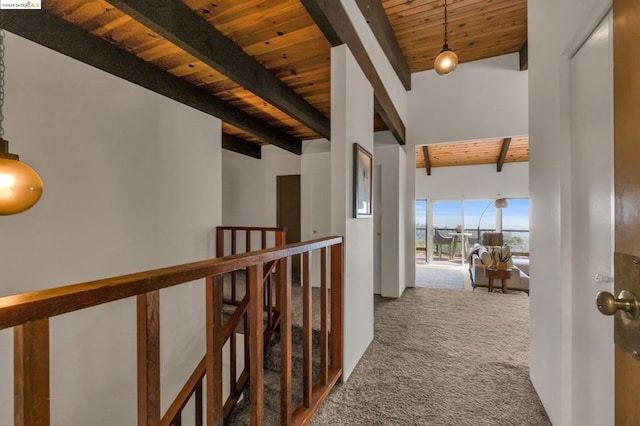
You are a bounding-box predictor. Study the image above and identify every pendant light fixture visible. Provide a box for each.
[0,29,43,215]
[434,0,458,75]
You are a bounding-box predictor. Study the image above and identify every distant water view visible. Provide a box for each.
[416,198,530,253]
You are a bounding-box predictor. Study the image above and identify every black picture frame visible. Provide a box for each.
[353,143,373,218]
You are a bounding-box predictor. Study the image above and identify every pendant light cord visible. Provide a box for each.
[0,29,5,138]
[443,0,448,46]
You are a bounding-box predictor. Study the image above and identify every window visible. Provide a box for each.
[501,198,530,253]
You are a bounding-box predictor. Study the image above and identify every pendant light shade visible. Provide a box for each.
[434,0,458,75]
[434,45,458,75]
[0,140,43,215]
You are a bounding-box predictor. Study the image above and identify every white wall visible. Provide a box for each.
[301,140,332,283]
[529,0,612,424]
[409,53,528,145]
[331,45,374,380]
[415,162,529,200]
[374,144,407,298]
[0,33,221,424]
[222,146,300,228]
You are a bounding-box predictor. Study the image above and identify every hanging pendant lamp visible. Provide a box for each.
[0,29,43,215]
[434,0,458,75]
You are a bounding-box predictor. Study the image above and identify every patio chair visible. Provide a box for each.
[433,230,454,260]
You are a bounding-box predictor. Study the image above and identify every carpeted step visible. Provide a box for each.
[224,324,328,425]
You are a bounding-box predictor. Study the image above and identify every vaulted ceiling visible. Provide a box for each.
[0,0,527,159]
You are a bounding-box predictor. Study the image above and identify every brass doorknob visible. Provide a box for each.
[596,290,640,319]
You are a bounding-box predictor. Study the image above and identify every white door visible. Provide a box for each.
[570,12,614,425]
[374,165,382,294]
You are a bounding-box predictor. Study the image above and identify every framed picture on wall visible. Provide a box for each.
[353,143,373,218]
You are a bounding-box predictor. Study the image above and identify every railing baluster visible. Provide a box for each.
[246,229,252,253]
[331,243,344,374]
[173,412,181,426]
[320,247,329,385]
[267,273,273,328]
[231,231,237,302]
[206,275,224,426]
[215,228,224,257]
[14,318,50,426]
[275,231,286,312]
[195,379,203,426]
[137,291,161,426]
[247,264,264,426]
[261,229,267,249]
[302,252,312,408]
[278,256,292,424]
[230,331,237,398]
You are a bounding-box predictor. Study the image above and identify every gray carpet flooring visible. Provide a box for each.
[415,265,464,290]
[309,288,550,426]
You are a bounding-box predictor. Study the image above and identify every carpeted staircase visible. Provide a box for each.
[225,323,324,425]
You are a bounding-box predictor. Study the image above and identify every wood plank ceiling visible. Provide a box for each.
[416,136,529,171]
[382,0,528,73]
[2,0,528,157]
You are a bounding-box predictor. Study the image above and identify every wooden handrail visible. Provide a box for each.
[0,236,341,331]
[4,234,344,426]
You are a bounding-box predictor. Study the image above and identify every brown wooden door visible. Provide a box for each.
[613,0,640,423]
[277,175,301,275]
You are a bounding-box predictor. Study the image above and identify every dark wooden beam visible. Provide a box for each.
[519,40,528,71]
[497,137,512,172]
[107,0,330,140]
[422,145,431,176]
[301,0,406,145]
[1,10,302,155]
[355,0,411,90]
[222,134,262,159]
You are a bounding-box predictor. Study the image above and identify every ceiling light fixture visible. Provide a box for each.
[0,29,43,215]
[434,0,458,75]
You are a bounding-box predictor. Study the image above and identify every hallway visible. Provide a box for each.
[310,287,549,425]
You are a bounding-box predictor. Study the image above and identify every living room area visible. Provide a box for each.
[414,148,530,294]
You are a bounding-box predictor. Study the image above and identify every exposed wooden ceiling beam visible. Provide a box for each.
[355,0,411,90]
[107,0,330,140]
[519,40,528,71]
[301,0,406,145]
[222,134,261,159]
[1,10,302,155]
[497,137,512,172]
[422,146,431,176]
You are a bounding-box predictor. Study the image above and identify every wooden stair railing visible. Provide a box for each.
[1,235,343,426]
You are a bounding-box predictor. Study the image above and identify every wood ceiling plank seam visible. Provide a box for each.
[242,26,327,57]
[208,3,309,36]
[387,1,525,30]
[395,14,527,41]
[404,25,527,52]
[107,0,331,139]
[1,8,303,155]
[221,14,316,47]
